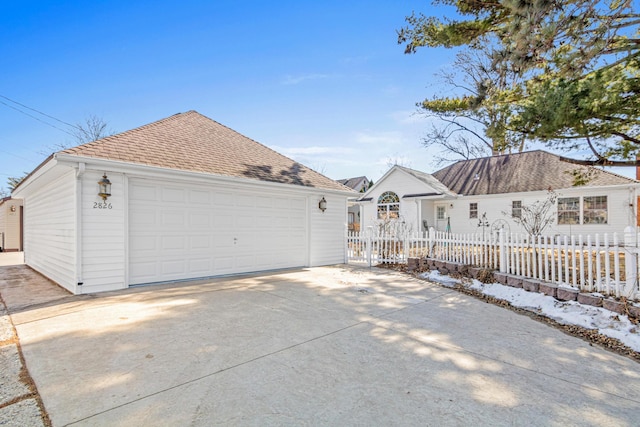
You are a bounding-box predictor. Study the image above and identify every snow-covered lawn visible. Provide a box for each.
[420,270,640,353]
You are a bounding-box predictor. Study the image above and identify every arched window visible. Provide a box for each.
[377,191,400,220]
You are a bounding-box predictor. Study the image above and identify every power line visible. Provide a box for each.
[0,95,79,137]
[0,94,79,129]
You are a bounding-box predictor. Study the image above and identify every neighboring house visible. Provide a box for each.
[0,197,23,252]
[337,176,370,193]
[337,176,370,231]
[12,111,354,294]
[357,151,639,238]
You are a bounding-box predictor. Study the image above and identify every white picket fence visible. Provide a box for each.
[346,227,640,301]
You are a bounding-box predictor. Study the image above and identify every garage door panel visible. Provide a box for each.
[236,194,254,207]
[130,209,158,228]
[161,211,185,227]
[161,235,185,250]
[213,192,234,206]
[255,196,272,208]
[189,235,211,250]
[130,261,157,282]
[162,187,185,203]
[291,198,305,211]
[213,215,234,228]
[236,213,255,227]
[131,235,158,251]
[161,260,186,275]
[188,258,212,274]
[214,257,234,272]
[130,183,157,201]
[188,212,211,228]
[129,179,308,285]
[189,189,211,204]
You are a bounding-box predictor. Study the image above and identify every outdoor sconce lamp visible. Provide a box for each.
[98,173,112,201]
[318,196,327,213]
[10,205,16,212]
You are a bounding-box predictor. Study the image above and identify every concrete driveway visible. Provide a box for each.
[2,264,639,426]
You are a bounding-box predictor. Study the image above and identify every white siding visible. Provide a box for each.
[361,169,438,233]
[23,170,77,292]
[444,187,635,237]
[79,171,126,293]
[309,194,348,266]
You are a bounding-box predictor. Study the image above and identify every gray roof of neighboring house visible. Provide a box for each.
[59,111,351,192]
[337,176,369,192]
[432,150,637,196]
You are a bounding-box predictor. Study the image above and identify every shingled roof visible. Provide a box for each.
[337,176,369,192]
[432,150,636,196]
[59,110,350,192]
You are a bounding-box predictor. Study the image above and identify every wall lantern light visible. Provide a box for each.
[98,173,112,201]
[10,205,16,212]
[318,196,327,213]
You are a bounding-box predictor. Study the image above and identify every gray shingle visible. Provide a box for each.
[432,151,636,196]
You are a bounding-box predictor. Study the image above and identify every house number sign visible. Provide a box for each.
[93,202,113,209]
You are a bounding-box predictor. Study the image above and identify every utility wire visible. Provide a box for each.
[0,94,80,130]
[0,95,79,138]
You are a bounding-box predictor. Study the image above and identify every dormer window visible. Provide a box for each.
[377,191,400,220]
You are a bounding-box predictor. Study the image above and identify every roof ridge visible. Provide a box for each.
[59,110,196,154]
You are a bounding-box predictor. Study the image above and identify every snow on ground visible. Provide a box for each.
[420,270,640,353]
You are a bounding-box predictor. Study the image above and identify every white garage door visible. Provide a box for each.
[128,178,308,285]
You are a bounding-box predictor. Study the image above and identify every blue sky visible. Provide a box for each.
[0,1,634,192]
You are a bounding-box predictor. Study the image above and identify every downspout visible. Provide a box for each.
[76,163,85,293]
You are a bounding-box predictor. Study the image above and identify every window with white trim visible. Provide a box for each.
[583,196,608,224]
[436,205,446,220]
[512,200,522,218]
[558,197,580,224]
[377,191,400,220]
[469,203,478,219]
[557,196,607,225]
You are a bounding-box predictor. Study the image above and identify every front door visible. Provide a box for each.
[435,204,448,231]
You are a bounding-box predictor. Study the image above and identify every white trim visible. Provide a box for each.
[75,169,82,293]
[306,195,311,267]
[11,157,60,197]
[123,173,130,289]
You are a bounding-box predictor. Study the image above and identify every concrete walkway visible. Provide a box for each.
[0,252,24,267]
[0,260,50,427]
[1,264,640,426]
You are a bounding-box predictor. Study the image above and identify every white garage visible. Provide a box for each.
[128,178,308,284]
[13,111,353,294]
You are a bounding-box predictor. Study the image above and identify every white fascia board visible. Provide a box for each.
[11,156,62,197]
[403,194,452,201]
[54,154,353,197]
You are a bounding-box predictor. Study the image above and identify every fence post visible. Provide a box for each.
[624,226,638,299]
[366,226,373,268]
[428,227,435,258]
[499,229,507,273]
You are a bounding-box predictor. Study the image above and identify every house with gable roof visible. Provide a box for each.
[356,151,639,238]
[0,197,23,252]
[337,176,370,231]
[12,111,354,294]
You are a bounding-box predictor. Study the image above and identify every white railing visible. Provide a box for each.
[346,227,640,301]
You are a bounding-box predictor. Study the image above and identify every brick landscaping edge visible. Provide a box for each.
[408,257,640,321]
